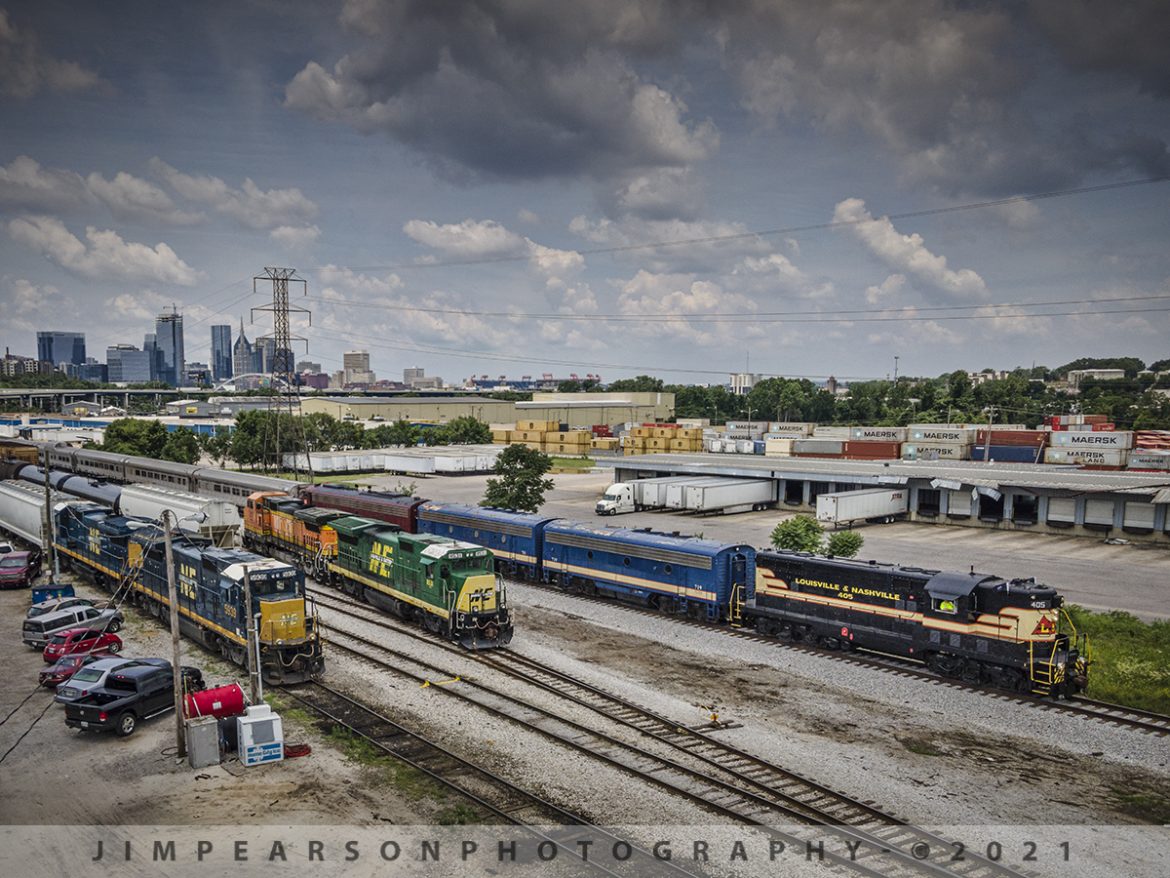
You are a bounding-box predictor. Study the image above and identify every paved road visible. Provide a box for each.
[363,469,1170,620]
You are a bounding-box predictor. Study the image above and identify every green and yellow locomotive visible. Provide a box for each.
[324,516,513,648]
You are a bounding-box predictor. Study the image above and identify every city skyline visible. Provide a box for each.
[1,3,1169,383]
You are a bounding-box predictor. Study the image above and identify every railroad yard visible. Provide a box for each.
[2,466,1168,878]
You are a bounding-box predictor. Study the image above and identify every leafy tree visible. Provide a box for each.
[770,515,824,552]
[443,416,492,444]
[608,375,664,392]
[199,427,233,467]
[481,444,554,512]
[101,418,169,458]
[160,427,201,464]
[826,530,865,558]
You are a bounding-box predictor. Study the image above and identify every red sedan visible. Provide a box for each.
[42,628,123,663]
[39,652,113,687]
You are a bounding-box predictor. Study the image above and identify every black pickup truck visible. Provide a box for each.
[64,663,205,737]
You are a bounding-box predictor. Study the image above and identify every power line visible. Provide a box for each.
[301,291,1170,324]
[303,176,1169,274]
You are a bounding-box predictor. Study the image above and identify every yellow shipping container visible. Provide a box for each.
[591,437,619,450]
[547,431,590,444]
[646,437,668,449]
[679,428,703,439]
[491,430,512,443]
[519,440,544,450]
[623,447,643,456]
[516,419,558,432]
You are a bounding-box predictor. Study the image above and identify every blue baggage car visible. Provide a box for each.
[417,502,556,577]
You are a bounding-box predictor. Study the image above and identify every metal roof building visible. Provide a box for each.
[609,453,1170,542]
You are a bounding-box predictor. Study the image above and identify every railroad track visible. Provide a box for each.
[309,586,1036,878]
[503,585,1170,737]
[281,681,701,878]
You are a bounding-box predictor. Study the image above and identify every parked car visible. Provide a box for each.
[27,596,108,618]
[22,605,123,648]
[0,550,42,589]
[55,658,168,704]
[42,627,123,663]
[65,664,205,737]
[39,652,113,688]
[0,540,13,554]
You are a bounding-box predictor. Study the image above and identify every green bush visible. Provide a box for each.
[826,530,865,558]
[770,515,824,552]
[1063,606,1170,713]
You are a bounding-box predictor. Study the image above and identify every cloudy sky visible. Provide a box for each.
[2,0,1168,384]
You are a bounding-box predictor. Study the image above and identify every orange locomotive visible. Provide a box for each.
[243,492,344,577]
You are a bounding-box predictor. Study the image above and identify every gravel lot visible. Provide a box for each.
[357,469,1170,619]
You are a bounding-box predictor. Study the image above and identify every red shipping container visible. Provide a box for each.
[1083,414,1109,424]
[843,441,901,457]
[1093,423,1115,431]
[974,430,1047,447]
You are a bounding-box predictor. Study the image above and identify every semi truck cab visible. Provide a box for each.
[595,483,634,515]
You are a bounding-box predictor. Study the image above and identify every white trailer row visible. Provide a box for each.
[283,444,504,475]
[596,476,777,515]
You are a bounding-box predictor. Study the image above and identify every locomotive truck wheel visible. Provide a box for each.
[115,712,137,737]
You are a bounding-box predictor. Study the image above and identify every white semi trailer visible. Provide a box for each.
[682,479,778,514]
[816,487,908,526]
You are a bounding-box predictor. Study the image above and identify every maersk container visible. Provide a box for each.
[902,443,972,460]
[850,427,908,441]
[1049,431,1133,449]
[1127,451,1170,471]
[1045,448,1130,467]
[682,479,777,514]
[811,426,850,439]
[908,427,974,444]
[816,487,908,525]
[769,422,813,435]
[793,439,844,455]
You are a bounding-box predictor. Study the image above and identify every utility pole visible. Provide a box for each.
[252,267,313,481]
[243,565,261,704]
[162,511,186,758]
[983,405,996,462]
[893,355,900,383]
[40,447,57,584]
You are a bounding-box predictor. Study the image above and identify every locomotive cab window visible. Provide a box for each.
[440,565,450,579]
[932,597,958,615]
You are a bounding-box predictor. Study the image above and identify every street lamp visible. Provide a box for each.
[160,509,207,759]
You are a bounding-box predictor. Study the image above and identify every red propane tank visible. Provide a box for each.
[185,683,247,719]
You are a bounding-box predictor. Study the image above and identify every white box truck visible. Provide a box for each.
[682,479,778,514]
[816,488,908,526]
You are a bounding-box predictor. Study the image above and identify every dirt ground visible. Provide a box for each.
[0,580,434,827]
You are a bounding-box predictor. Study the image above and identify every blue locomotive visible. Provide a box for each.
[53,503,323,683]
[417,501,755,623]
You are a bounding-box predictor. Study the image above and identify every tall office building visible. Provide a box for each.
[210,325,233,382]
[143,333,164,382]
[255,337,276,374]
[155,308,185,386]
[36,331,86,367]
[106,344,152,384]
[233,318,255,377]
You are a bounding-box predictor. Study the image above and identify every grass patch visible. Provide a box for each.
[896,735,946,757]
[436,803,483,825]
[1108,787,1170,824]
[549,456,594,470]
[1064,606,1170,713]
[267,694,442,800]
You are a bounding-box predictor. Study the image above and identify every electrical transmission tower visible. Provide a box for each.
[251,267,313,480]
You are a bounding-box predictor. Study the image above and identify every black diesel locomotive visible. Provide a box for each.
[746,550,1087,696]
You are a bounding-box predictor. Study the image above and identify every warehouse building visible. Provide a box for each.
[610,453,1170,543]
[300,391,674,427]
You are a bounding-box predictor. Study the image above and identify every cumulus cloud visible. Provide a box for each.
[865,274,907,305]
[0,155,89,211]
[284,1,717,186]
[403,217,583,279]
[735,252,833,300]
[85,171,201,224]
[7,215,200,285]
[270,224,321,249]
[569,214,770,274]
[149,158,318,233]
[0,156,201,224]
[104,289,174,323]
[0,8,106,99]
[864,307,963,346]
[833,198,987,298]
[602,168,704,221]
[2,276,71,330]
[616,269,765,345]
